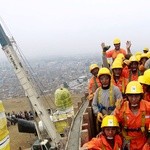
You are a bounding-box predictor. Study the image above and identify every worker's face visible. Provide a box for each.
[130,61,138,72]
[99,75,110,87]
[127,94,141,107]
[91,68,99,77]
[112,68,122,77]
[103,127,117,139]
[114,43,120,50]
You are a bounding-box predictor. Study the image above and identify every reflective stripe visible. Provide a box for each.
[0,135,10,149]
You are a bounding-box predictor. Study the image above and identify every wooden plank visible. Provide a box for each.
[82,123,88,130]
[83,112,89,124]
[86,107,96,138]
[81,129,89,146]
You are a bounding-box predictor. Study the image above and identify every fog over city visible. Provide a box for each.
[0,0,150,60]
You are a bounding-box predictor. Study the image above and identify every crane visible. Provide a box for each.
[0,23,61,149]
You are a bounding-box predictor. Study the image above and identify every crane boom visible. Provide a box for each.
[0,23,61,148]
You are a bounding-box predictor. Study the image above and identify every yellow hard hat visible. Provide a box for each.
[143,47,149,52]
[147,52,150,58]
[140,53,149,60]
[111,60,123,69]
[89,64,99,72]
[143,69,150,85]
[116,53,125,60]
[113,38,121,45]
[129,55,139,63]
[135,51,142,56]
[125,81,143,94]
[135,55,141,61]
[98,67,111,77]
[101,115,119,128]
[138,75,145,84]
[123,59,130,66]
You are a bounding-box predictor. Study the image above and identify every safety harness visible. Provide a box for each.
[96,84,115,132]
[113,76,125,94]
[129,70,141,82]
[122,102,146,141]
[97,84,115,112]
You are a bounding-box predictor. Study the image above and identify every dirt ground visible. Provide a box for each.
[2,94,83,150]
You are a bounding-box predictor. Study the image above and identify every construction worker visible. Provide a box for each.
[88,64,101,103]
[124,55,141,82]
[81,115,122,150]
[0,101,10,150]
[142,69,150,102]
[143,47,149,53]
[101,38,131,61]
[114,81,150,150]
[111,59,128,97]
[92,67,122,133]
[139,53,149,75]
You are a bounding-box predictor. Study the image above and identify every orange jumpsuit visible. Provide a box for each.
[111,75,128,94]
[123,69,140,82]
[106,48,126,60]
[88,76,101,95]
[142,143,150,150]
[114,100,150,150]
[144,92,150,102]
[82,133,122,150]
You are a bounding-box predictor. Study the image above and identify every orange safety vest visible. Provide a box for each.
[114,100,150,150]
[82,133,122,150]
[111,75,127,94]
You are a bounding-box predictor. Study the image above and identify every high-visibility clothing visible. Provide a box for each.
[88,76,101,95]
[144,92,150,102]
[111,75,128,94]
[142,143,150,150]
[82,133,122,150]
[122,66,129,77]
[106,48,126,60]
[114,100,150,150]
[123,69,140,82]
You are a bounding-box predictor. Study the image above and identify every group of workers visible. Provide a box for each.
[83,38,150,150]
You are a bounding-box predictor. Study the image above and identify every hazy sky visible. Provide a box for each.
[0,0,150,59]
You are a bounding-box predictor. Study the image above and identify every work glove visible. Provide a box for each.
[97,112,104,122]
[101,43,111,52]
[115,99,123,110]
[87,94,94,101]
[126,41,131,49]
